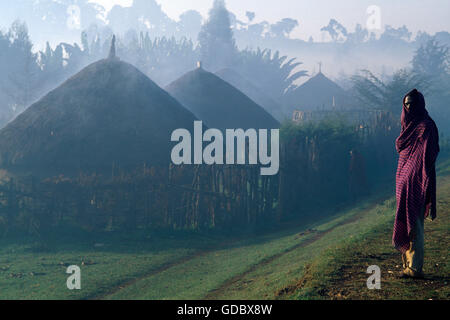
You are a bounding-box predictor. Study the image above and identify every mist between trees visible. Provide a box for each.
[0,1,449,131]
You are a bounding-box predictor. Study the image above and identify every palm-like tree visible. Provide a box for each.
[238,48,308,101]
[351,69,430,114]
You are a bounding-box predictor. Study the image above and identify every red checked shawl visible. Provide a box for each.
[393,89,440,253]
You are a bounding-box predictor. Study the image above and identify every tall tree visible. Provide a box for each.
[412,39,449,77]
[412,39,450,134]
[178,10,203,41]
[346,24,368,44]
[81,31,89,53]
[4,21,40,115]
[380,25,412,43]
[270,18,299,39]
[246,11,255,23]
[351,69,430,114]
[237,48,307,101]
[321,19,348,42]
[198,0,237,71]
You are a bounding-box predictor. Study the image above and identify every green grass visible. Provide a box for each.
[202,198,397,300]
[282,169,450,300]
[1,161,449,300]
[0,231,218,299]
[104,230,317,299]
[102,196,391,299]
[0,198,374,300]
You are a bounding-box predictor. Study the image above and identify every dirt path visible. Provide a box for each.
[93,171,449,300]
[91,250,211,300]
[282,174,450,300]
[94,194,389,300]
[324,177,450,300]
[203,202,380,300]
[91,232,255,300]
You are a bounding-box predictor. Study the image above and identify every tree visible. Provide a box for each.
[237,48,307,101]
[321,19,348,42]
[351,69,430,114]
[246,11,255,23]
[3,21,41,115]
[270,18,299,39]
[179,10,203,41]
[81,31,89,53]
[198,0,237,71]
[122,34,199,86]
[412,39,449,77]
[346,24,368,44]
[415,31,433,46]
[0,30,13,126]
[107,0,176,37]
[380,25,412,43]
[411,39,450,133]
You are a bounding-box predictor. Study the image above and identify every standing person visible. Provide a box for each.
[393,89,440,278]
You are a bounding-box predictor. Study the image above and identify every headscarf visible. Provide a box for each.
[396,89,431,152]
[393,89,440,253]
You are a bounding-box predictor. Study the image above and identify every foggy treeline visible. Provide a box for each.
[1,0,449,129]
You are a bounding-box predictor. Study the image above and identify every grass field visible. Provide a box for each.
[0,161,449,300]
[281,163,450,300]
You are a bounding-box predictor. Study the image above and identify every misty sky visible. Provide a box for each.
[92,0,450,40]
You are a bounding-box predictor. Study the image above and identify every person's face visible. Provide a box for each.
[405,96,414,112]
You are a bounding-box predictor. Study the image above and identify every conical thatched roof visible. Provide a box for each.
[165,67,280,131]
[285,72,349,113]
[215,68,285,122]
[0,59,198,175]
